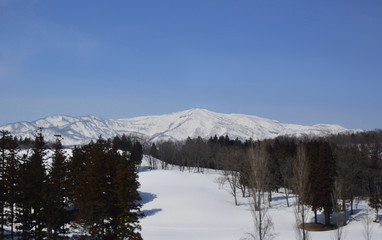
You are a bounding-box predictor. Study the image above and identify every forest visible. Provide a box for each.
[152,130,382,236]
[0,130,144,240]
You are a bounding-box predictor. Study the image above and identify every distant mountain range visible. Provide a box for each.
[0,108,355,146]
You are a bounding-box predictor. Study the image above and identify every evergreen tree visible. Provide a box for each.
[0,130,10,238]
[279,139,296,207]
[30,129,48,239]
[149,143,159,159]
[130,141,143,168]
[307,141,321,223]
[17,129,47,239]
[67,145,88,206]
[4,136,20,239]
[120,134,132,152]
[73,138,110,238]
[112,135,121,151]
[319,142,336,226]
[103,145,120,238]
[45,136,69,238]
[306,141,337,225]
[71,137,143,238]
[113,152,143,239]
[308,141,336,226]
[265,141,283,198]
[72,137,128,238]
[16,157,33,239]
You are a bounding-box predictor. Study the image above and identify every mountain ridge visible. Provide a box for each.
[0,108,354,146]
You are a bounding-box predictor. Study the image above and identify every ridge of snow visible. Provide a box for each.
[0,109,356,146]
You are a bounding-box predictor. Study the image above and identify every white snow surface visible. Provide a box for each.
[139,156,382,240]
[0,109,355,146]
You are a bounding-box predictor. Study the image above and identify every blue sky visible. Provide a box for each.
[1,0,381,129]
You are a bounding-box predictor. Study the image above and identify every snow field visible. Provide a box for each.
[139,167,252,240]
[139,158,382,240]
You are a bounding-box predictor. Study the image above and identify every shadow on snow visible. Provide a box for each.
[141,208,162,217]
[139,191,157,205]
[139,191,162,218]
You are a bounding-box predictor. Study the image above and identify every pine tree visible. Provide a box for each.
[113,152,143,239]
[31,129,48,239]
[16,129,48,239]
[16,157,34,239]
[307,141,336,226]
[112,135,121,151]
[4,136,20,240]
[130,141,143,168]
[67,145,88,206]
[45,136,69,238]
[149,143,159,159]
[120,134,132,152]
[265,141,283,203]
[0,130,10,238]
[73,138,110,238]
[307,141,321,223]
[319,142,336,226]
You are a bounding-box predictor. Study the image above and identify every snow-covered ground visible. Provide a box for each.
[139,158,382,240]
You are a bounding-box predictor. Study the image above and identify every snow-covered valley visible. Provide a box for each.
[139,157,382,240]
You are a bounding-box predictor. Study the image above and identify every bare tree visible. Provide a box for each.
[146,155,158,170]
[220,147,240,206]
[293,203,310,240]
[223,169,240,206]
[362,207,375,240]
[248,142,268,211]
[292,143,310,240]
[215,176,226,190]
[280,156,293,207]
[332,179,346,240]
[241,203,275,240]
[243,141,275,240]
[238,150,250,198]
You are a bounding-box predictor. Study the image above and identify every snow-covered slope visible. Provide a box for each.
[139,157,382,240]
[0,109,353,146]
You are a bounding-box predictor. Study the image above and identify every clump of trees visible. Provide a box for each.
[0,130,143,239]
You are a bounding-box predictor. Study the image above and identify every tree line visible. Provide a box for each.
[153,130,382,229]
[0,130,143,239]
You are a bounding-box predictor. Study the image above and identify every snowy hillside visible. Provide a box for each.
[139,157,382,240]
[0,109,353,146]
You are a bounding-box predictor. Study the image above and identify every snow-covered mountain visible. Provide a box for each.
[0,108,353,146]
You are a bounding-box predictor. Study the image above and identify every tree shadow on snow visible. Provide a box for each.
[139,191,157,205]
[271,195,295,202]
[309,208,364,226]
[138,192,162,218]
[139,165,153,172]
[348,209,367,222]
[141,208,162,217]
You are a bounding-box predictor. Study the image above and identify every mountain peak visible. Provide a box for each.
[0,109,353,146]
